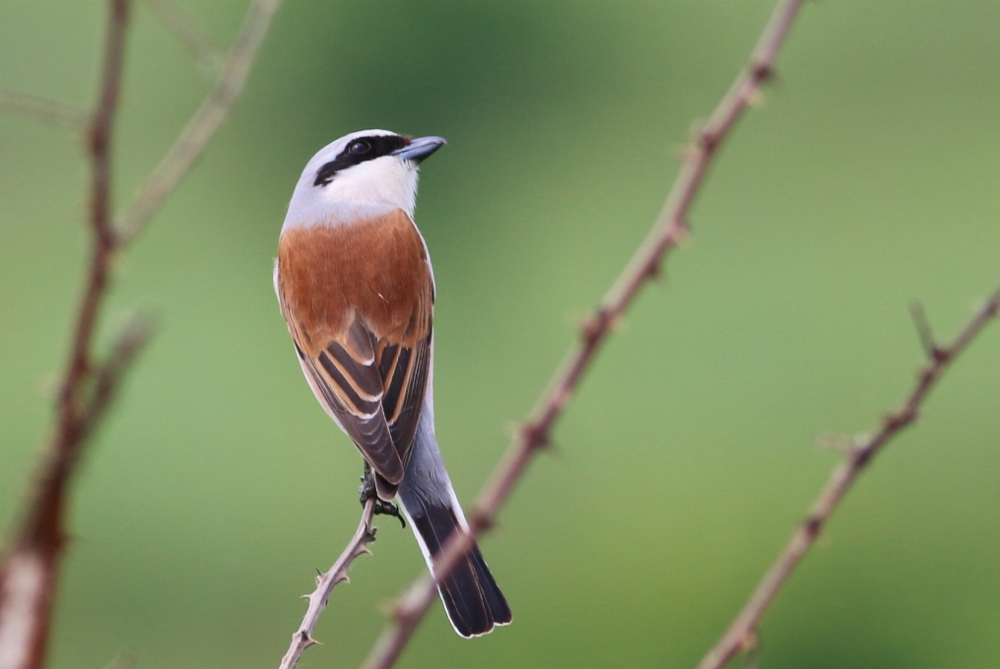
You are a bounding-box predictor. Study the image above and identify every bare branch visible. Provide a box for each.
[0,2,130,667]
[142,0,223,79]
[117,0,283,243]
[0,0,281,666]
[359,1,807,667]
[0,90,89,130]
[80,315,157,446]
[278,499,377,669]
[694,279,1000,669]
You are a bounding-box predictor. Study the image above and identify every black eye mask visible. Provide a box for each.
[313,135,411,187]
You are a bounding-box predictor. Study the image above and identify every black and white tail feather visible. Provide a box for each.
[396,397,511,637]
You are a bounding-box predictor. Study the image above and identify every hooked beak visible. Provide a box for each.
[393,135,447,164]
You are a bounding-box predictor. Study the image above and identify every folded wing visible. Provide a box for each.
[276,209,435,498]
[295,317,431,496]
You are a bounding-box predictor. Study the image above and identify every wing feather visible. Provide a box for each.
[387,332,431,464]
[275,208,434,495]
[286,307,432,487]
[302,344,403,483]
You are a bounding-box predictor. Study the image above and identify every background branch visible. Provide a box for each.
[695,279,1000,669]
[0,91,89,130]
[278,498,377,669]
[0,3,129,667]
[142,0,223,80]
[0,1,282,668]
[359,1,806,667]
[81,315,157,446]
[117,0,283,243]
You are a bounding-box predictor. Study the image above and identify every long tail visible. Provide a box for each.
[396,408,511,637]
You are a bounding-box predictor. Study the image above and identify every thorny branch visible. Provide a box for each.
[694,280,1000,669]
[359,1,807,667]
[0,2,281,668]
[278,499,378,669]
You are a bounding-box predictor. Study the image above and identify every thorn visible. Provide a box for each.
[853,430,873,446]
[883,406,916,432]
[750,61,774,82]
[741,626,761,669]
[698,129,720,153]
[746,86,766,109]
[815,432,854,454]
[300,631,321,648]
[931,349,951,364]
[852,443,875,468]
[662,219,692,248]
[379,596,401,617]
[668,141,687,160]
[645,259,662,280]
[393,601,416,624]
[802,514,823,539]
[521,422,551,451]
[983,298,999,319]
[687,118,707,143]
[470,508,495,534]
[909,302,945,361]
[580,308,610,344]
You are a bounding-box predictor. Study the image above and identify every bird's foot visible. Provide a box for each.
[373,499,406,528]
[359,466,406,528]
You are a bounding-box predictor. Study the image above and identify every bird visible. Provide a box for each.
[273,129,511,637]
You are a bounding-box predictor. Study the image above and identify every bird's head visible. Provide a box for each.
[285,130,446,226]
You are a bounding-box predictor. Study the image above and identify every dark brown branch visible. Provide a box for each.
[0,91,89,130]
[0,1,282,667]
[694,280,1000,669]
[0,3,129,667]
[278,499,377,669]
[359,1,807,667]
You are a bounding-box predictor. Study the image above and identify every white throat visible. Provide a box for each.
[321,156,419,214]
[282,155,419,233]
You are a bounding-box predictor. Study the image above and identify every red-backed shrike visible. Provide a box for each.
[274,130,511,637]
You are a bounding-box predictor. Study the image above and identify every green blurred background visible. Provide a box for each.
[2,1,999,667]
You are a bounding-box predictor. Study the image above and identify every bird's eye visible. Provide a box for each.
[348,140,371,155]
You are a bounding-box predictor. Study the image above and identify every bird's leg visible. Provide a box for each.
[358,461,376,504]
[358,463,406,528]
